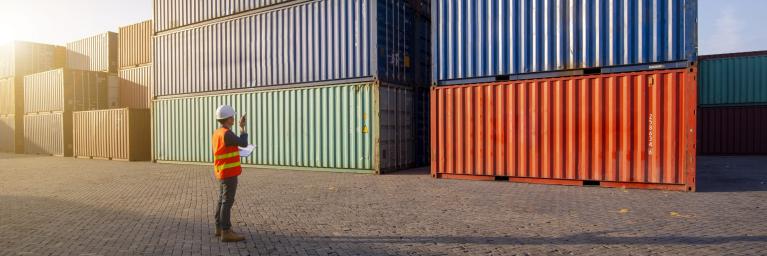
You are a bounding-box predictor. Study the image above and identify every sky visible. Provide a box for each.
[0,0,765,55]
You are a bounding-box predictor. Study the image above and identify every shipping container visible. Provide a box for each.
[24,68,111,114]
[0,77,17,115]
[0,41,66,79]
[153,0,431,97]
[154,82,426,173]
[698,105,767,155]
[24,112,72,156]
[430,68,697,191]
[0,114,18,153]
[119,20,153,68]
[432,0,698,85]
[66,32,119,73]
[699,51,767,106]
[153,0,297,32]
[107,75,120,108]
[119,65,152,108]
[73,108,151,161]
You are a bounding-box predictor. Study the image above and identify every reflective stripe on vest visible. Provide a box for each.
[214,151,240,161]
[215,162,241,172]
[212,127,243,180]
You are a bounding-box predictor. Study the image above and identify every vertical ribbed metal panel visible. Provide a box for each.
[152,0,296,32]
[119,20,153,68]
[73,108,151,161]
[431,68,697,191]
[0,77,15,115]
[119,65,153,108]
[0,115,15,152]
[432,0,698,83]
[379,85,417,171]
[24,69,110,113]
[153,0,373,96]
[154,82,374,171]
[699,52,767,106]
[66,32,119,73]
[698,106,767,155]
[0,41,66,79]
[24,112,72,156]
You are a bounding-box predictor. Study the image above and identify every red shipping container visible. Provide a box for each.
[698,106,767,155]
[430,68,698,192]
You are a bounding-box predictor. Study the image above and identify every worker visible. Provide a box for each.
[211,105,248,242]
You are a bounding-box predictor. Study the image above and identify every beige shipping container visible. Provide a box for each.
[0,114,19,153]
[0,77,18,115]
[24,68,110,114]
[73,108,150,161]
[119,65,152,108]
[119,20,152,68]
[0,41,66,79]
[24,112,72,156]
[66,32,119,73]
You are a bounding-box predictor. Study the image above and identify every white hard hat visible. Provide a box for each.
[215,105,236,120]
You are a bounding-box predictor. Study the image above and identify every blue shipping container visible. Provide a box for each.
[432,0,698,84]
[154,0,430,97]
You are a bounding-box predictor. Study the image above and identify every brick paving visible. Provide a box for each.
[0,153,765,256]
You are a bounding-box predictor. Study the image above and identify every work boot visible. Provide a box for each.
[214,227,222,237]
[220,229,245,242]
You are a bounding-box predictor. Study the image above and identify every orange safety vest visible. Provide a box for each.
[211,127,242,180]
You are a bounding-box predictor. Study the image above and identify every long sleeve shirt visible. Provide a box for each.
[223,129,248,148]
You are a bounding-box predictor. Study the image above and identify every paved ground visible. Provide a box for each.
[0,153,765,256]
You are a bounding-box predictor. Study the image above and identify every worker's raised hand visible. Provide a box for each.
[239,114,247,130]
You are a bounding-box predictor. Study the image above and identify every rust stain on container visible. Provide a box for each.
[119,20,152,68]
[73,108,151,161]
[118,65,152,108]
[24,112,72,157]
[431,68,698,192]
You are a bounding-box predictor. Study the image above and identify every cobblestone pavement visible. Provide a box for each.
[0,154,765,256]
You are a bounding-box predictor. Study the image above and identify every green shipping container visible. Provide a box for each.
[699,51,767,106]
[153,82,426,173]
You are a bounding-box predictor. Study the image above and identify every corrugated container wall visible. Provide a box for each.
[119,20,153,68]
[0,77,16,115]
[154,82,425,172]
[430,68,697,191]
[73,108,151,161]
[432,0,698,84]
[0,41,66,79]
[24,69,110,114]
[152,0,296,32]
[0,115,16,152]
[698,106,767,155]
[66,32,119,73]
[699,51,767,106]
[153,0,430,97]
[119,65,153,108]
[24,112,73,156]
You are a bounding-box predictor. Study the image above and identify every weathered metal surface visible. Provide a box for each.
[24,112,72,156]
[430,68,697,191]
[432,0,698,84]
[73,108,151,161]
[119,65,152,108]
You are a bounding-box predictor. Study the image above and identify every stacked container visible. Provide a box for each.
[0,42,66,153]
[72,21,154,161]
[430,0,699,191]
[698,51,767,155]
[22,32,119,156]
[151,0,431,173]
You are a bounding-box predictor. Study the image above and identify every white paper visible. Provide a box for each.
[239,144,256,157]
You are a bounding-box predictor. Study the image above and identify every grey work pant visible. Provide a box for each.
[215,176,238,230]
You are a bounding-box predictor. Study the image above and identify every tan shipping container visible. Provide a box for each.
[119,20,152,68]
[0,114,19,153]
[118,65,152,108]
[0,41,66,79]
[66,32,119,73]
[0,77,18,115]
[24,68,110,114]
[24,112,72,156]
[73,108,150,161]
[108,74,120,108]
